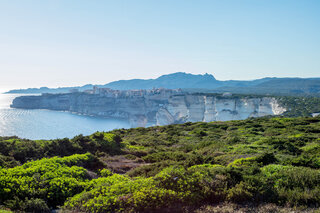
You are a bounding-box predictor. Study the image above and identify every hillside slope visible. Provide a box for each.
[1,116,320,212]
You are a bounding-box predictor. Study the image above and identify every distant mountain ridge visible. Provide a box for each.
[6,72,320,96]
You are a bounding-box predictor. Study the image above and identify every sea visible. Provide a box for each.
[0,93,130,140]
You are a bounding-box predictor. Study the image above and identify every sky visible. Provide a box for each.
[0,0,319,91]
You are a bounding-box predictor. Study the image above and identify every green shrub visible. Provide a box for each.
[0,154,93,209]
[227,181,254,202]
[261,164,320,205]
[228,152,277,168]
[154,165,232,203]
[99,168,113,177]
[124,187,181,211]
[64,176,153,212]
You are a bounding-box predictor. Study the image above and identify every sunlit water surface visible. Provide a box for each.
[0,93,130,140]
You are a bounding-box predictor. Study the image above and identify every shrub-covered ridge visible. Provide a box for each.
[0,116,320,212]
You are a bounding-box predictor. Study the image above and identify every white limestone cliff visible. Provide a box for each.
[156,95,286,125]
[11,92,286,127]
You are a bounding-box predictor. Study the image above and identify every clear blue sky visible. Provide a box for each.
[0,0,319,90]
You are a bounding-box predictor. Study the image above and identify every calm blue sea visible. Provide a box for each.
[0,93,130,140]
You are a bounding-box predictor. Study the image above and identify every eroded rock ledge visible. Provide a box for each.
[11,88,286,127]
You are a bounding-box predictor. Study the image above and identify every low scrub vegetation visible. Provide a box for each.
[1,116,320,212]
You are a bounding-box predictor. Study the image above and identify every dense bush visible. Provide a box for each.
[64,165,233,212]
[63,175,153,212]
[99,168,113,177]
[261,164,320,206]
[0,153,95,208]
[228,152,277,168]
[0,132,122,167]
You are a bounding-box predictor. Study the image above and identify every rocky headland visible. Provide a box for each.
[11,88,286,127]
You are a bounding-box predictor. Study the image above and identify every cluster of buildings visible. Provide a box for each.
[83,86,183,98]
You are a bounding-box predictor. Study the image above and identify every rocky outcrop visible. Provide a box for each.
[11,91,286,127]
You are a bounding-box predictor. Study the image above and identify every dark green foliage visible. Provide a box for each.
[0,132,122,167]
[0,154,18,168]
[22,198,50,213]
[142,151,204,167]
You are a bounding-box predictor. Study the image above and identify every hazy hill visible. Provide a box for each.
[6,72,320,96]
[212,78,320,96]
[105,72,220,90]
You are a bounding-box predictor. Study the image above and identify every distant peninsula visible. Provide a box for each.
[11,87,287,127]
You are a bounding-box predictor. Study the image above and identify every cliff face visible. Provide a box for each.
[156,95,286,125]
[11,93,286,127]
